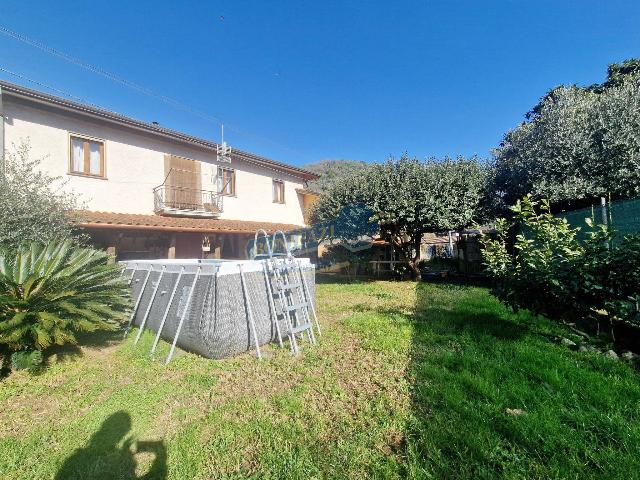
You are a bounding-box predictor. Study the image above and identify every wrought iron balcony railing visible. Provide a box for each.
[153,184,223,218]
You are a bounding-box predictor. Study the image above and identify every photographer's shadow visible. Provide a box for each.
[55,411,166,480]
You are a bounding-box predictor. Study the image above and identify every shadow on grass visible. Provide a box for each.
[0,329,125,380]
[404,282,640,479]
[413,306,527,342]
[420,275,492,288]
[45,329,125,363]
[316,273,378,284]
[403,283,537,477]
[55,411,166,480]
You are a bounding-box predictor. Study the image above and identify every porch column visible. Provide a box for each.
[106,246,117,264]
[236,234,249,259]
[212,234,222,259]
[168,234,176,259]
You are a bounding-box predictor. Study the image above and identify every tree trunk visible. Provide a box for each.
[408,260,421,280]
[409,234,422,280]
[389,232,422,280]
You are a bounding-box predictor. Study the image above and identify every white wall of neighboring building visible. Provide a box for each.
[3,97,308,225]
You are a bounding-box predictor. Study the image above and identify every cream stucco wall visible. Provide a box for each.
[3,97,308,225]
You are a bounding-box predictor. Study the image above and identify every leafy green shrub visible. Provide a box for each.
[0,240,131,360]
[482,196,640,343]
[578,230,640,337]
[11,350,43,373]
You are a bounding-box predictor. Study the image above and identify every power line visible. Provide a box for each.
[0,66,91,104]
[0,25,309,159]
[0,25,225,126]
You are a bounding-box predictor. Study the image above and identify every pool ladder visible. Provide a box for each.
[254,229,321,356]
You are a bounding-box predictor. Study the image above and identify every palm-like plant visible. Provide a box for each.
[0,240,131,352]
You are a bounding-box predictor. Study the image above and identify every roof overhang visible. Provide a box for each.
[72,211,302,235]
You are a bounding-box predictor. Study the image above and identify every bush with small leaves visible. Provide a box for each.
[0,141,84,252]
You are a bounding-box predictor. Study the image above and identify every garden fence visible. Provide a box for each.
[557,197,640,241]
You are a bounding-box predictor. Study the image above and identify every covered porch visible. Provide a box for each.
[74,211,302,262]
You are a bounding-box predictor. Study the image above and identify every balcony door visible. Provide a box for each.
[164,155,202,209]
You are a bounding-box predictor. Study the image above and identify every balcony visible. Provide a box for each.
[153,184,223,218]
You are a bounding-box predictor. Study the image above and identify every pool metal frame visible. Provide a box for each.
[121,230,318,363]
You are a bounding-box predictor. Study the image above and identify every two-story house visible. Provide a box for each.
[0,80,319,260]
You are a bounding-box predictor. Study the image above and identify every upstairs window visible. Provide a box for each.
[272,179,285,203]
[70,135,105,177]
[218,167,235,196]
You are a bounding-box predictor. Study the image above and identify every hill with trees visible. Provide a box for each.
[302,159,370,193]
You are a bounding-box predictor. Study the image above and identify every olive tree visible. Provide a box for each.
[311,155,487,278]
[0,141,83,251]
[492,59,640,209]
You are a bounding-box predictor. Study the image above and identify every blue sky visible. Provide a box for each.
[1,1,639,166]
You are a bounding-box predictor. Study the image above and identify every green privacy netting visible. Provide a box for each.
[557,197,640,241]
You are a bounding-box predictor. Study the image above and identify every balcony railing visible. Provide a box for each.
[153,184,223,218]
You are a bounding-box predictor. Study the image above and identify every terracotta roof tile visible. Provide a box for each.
[421,233,451,244]
[73,211,302,234]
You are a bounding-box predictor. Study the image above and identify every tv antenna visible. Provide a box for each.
[216,124,232,163]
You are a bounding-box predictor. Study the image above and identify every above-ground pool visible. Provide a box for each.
[122,257,317,362]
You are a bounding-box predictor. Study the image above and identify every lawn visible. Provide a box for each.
[1,279,639,479]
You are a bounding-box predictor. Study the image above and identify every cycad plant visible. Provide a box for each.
[0,240,131,357]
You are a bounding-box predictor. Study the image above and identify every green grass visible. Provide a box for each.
[1,280,639,479]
